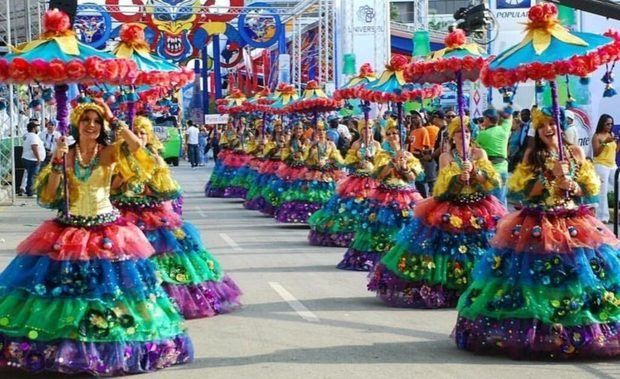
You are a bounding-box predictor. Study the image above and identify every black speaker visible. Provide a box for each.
[48,0,78,24]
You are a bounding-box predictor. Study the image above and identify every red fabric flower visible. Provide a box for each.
[0,59,9,81]
[66,60,86,81]
[119,24,145,44]
[444,29,467,49]
[8,58,30,82]
[85,57,106,81]
[29,59,50,82]
[386,55,408,72]
[48,59,67,82]
[43,9,71,33]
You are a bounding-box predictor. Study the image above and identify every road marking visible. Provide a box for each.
[219,233,243,251]
[195,205,207,218]
[269,282,320,323]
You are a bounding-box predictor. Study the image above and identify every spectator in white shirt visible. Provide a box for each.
[21,120,45,196]
[185,120,200,168]
[39,119,61,166]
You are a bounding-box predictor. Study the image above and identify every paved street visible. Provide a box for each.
[0,162,619,379]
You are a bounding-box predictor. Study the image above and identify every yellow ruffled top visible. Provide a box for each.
[344,142,381,172]
[433,158,501,198]
[220,130,239,149]
[374,152,423,187]
[508,158,599,207]
[36,142,156,217]
[305,141,344,168]
[282,138,308,163]
[244,139,259,155]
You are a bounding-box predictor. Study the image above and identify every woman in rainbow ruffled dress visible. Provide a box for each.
[455,107,620,359]
[112,116,241,320]
[0,102,192,375]
[204,120,241,197]
[368,116,506,308]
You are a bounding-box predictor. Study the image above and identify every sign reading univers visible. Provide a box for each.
[335,0,390,88]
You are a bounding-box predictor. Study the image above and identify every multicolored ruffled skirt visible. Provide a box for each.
[337,184,422,271]
[120,201,241,319]
[368,195,506,308]
[308,172,378,247]
[244,159,284,214]
[274,166,344,224]
[261,163,308,217]
[0,213,193,376]
[205,150,249,198]
[454,205,620,359]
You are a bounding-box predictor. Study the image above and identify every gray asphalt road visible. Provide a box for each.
[0,162,618,379]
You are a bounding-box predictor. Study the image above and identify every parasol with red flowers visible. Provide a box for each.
[357,55,443,147]
[0,9,138,134]
[481,2,620,160]
[333,63,377,101]
[262,83,299,115]
[112,23,194,126]
[405,29,489,159]
[216,88,247,115]
[243,87,274,136]
[287,80,343,115]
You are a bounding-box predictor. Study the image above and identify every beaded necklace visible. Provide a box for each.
[74,144,100,182]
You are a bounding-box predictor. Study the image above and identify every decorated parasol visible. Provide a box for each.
[113,23,194,127]
[287,80,343,126]
[406,29,489,159]
[481,2,620,160]
[0,9,138,214]
[216,88,247,115]
[357,55,443,148]
[243,87,274,136]
[263,83,299,115]
[333,63,377,101]
[0,9,138,133]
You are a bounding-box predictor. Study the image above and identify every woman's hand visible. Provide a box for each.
[552,160,569,178]
[462,160,473,173]
[92,98,115,122]
[53,136,69,160]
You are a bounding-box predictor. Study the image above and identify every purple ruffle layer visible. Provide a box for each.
[308,230,354,247]
[368,264,460,308]
[244,196,266,211]
[454,316,620,359]
[275,201,321,224]
[336,249,381,271]
[0,334,193,376]
[223,186,247,199]
[171,196,184,216]
[204,183,225,198]
[163,275,242,319]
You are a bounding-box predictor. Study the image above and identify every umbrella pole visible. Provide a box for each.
[313,109,319,129]
[127,86,136,131]
[54,84,70,216]
[456,70,468,161]
[397,102,404,150]
[549,80,565,161]
[363,100,371,147]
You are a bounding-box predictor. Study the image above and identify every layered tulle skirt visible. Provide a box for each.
[337,184,423,271]
[308,172,378,247]
[274,166,344,224]
[244,159,284,213]
[368,195,506,308]
[454,205,620,359]
[0,216,193,376]
[120,201,241,319]
[205,150,250,198]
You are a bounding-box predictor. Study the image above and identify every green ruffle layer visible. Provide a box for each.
[457,278,620,327]
[0,289,186,342]
[150,249,224,285]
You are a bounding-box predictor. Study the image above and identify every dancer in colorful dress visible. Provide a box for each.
[308,121,382,246]
[112,116,241,319]
[454,107,620,359]
[229,120,261,198]
[245,121,287,213]
[275,122,345,223]
[263,122,309,217]
[368,117,506,308]
[337,122,424,270]
[205,120,240,197]
[0,102,192,375]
